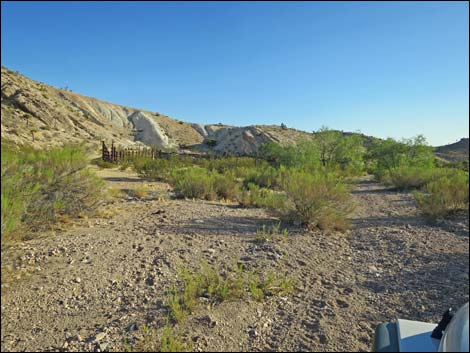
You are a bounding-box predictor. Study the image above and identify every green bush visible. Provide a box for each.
[167,262,294,323]
[133,157,183,182]
[367,135,435,181]
[413,171,469,220]
[385,165,436,190]
[92,158,115,169]
[1,144,104,240]
[212,172,239,200]
[205,139,217,147]
[237,183,288,210]
[171,167,216,200]
[243,166,280,189]
[280,170,354,231]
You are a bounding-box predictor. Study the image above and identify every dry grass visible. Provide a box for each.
[131,186,149,199]
[108,187,125,199]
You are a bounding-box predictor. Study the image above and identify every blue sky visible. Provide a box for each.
[1,1,468,146]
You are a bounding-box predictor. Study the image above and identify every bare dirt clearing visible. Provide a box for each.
[1,169,468,352]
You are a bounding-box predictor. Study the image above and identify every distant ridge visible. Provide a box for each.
[434,138,469,161]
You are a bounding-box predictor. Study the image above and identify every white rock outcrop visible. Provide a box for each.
[191,123,208,137]
[128,111,170,148]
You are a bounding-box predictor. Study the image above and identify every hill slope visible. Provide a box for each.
[1,67,313,155]
[434,138,469,161]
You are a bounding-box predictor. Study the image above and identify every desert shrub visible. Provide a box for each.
[385,164,436,190]
[260,129,365,175]
[1,144,104,240]
[280,170,354,231]
[243,166,280,189]
[131,186,149,199]
[206,156,261,174]
[92,158,115,169]
[118,160,132,171]
[205,139,217,147]
[413,171,469,220]
[133,157,182,182]
[170,167,216,200]
[107,187,124,198]
[367,135,435,181]
[212,172,239,200]
[237,183,288,210]
[313,127,365,174]
[260,140,321,170]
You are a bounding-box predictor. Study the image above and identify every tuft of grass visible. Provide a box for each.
[247,271,295,302]
[256,222,289,242]
[127,322,190,352]
[166,261,295,324]
[132,186,149,199]
[160,323,189,352]
[108,187,124,199]
[92,158,116,169]
[237,183,288,210]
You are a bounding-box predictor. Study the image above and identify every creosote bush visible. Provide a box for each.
[1,144,104,240]
[281,170,354,231]
[384,165,436,190]
[413,171,469,220]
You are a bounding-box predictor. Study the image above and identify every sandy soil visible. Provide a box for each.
[1,169,468,352]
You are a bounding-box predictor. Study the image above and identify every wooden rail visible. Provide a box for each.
[101,141,216,163]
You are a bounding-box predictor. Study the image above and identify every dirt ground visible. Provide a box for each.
[1,168,468,352]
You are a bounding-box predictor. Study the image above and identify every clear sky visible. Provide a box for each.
[1,1,468,146]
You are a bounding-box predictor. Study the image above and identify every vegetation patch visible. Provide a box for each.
[1,144,104,241]
[413,170,469,220]
[167,262,295,323]
[281,170,354,231]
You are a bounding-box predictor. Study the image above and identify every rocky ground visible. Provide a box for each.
[1,169,468,352]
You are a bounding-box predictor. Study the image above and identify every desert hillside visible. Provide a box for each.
[3,67,467,159]
[1,67,315,155]
[434,138,469,161]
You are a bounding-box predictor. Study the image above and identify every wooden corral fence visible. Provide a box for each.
[102,141,163,162]
[101,141,236,163]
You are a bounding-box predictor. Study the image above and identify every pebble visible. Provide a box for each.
[94,332,107,342]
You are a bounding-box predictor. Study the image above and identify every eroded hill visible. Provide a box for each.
[1,67,313,155]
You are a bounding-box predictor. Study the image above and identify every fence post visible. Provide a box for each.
[111,141,116,162]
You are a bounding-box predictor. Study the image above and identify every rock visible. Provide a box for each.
[93,332,107,342]
[248,329,258,338]
[99,342,109,351]
[128,111,170,148]
[126,323,138,332]
[198,315,216,328]
[75,277,81,283]
[204,248,216,255]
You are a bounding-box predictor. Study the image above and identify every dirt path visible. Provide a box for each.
[1,171,468,352]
